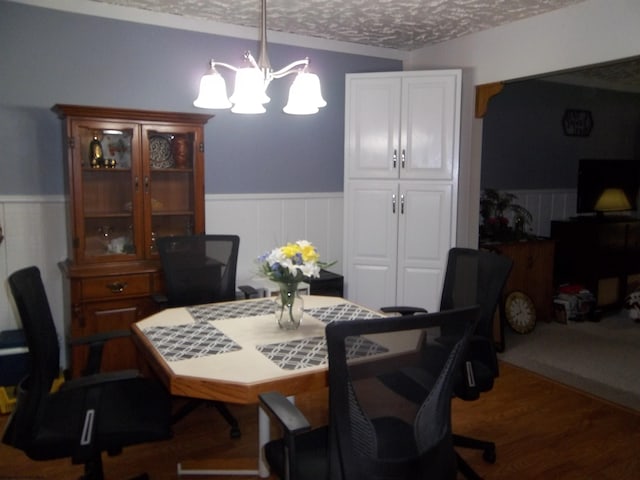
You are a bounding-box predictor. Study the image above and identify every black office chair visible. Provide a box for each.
[155,234,241,307]
[259,306,479,480]
[154,234,254,438]
[381,247,513,480]
[3,266,172,480]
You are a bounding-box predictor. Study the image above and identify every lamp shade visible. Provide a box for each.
[283,72,327,115]
[193,70,232,109]
[231,101,267,114]
[229,68,270,107]
[594,188,632,212]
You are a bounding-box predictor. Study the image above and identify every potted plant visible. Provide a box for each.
[480,188,533,241]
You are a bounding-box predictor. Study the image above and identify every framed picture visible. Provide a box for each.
[562,109,593,137]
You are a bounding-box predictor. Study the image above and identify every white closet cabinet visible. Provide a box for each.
[344,70,461,311]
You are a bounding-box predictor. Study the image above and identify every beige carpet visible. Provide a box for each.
[498,309,640,411]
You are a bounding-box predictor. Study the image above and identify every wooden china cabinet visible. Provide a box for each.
[54,105,212,376]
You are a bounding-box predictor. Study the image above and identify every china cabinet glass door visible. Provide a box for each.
[72,121,142,263]
[143,125,203,257]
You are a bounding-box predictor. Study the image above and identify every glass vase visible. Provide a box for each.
[274,282,304,330]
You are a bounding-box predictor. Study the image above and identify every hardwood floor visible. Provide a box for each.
[1,362,638,479]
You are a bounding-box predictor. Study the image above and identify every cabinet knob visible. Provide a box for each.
[106,281,128,293]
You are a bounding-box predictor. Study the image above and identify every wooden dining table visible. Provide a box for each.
[131,294,419,477]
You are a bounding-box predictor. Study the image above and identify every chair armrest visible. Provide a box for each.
[60,369,141,391]
[69,330,132,376]
[238,285,259,299]
[69,329,131,347]
[380,306,428,316]
[259,391,312,436]
[152,293,169,307]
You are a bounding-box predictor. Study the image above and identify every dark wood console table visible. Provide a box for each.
[550,217,640,310]
[481,238,555,350]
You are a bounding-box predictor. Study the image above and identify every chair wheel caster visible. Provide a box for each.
[482,447,496,464]
[230,427,241,439]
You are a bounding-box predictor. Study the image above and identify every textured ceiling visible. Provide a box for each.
[90,0,587,51]
[80,0,639,90]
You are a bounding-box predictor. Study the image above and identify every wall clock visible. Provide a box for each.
[505,291,536,334]
[562,109,593,137]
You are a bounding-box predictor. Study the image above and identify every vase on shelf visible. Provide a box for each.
[274,282,304,330]
[171,134,190,169]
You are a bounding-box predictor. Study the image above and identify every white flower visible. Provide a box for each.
[257,240,333,284]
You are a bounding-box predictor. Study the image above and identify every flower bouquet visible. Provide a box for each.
[258,240,333,329]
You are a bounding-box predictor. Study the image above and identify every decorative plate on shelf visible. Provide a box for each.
[149,135,174,169]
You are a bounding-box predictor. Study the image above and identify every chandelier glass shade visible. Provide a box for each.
[193,0,326,115]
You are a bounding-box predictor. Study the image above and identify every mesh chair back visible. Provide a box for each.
[4,266,61,449]
[440,247,513,340]
[157,234,240,307]
[325,306,479,479]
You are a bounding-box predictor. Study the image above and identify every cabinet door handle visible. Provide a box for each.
[106,281,128,293]
[144,176,149,193]
[392,149,397,169]
[135,176,139,191]
[400,194,405,214]
[401,149,406,169]
[392,194,396,214]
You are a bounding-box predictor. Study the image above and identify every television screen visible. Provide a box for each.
[576,159,640,214]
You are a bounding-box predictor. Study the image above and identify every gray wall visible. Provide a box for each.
[0,2,401,196]
[481,79,640,190]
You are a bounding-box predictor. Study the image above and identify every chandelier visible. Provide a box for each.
[193,0,326,115]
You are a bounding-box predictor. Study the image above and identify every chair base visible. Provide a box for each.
[81,474,148,480]
[172,399,241,439]
[78,452,153,480]
[453,433,496,480]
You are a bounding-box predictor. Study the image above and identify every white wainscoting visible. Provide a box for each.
[1,189,576,367]
[204,192,344,286]
[507,189,577,237]
[0,196,68,340]
[0,193,343,367]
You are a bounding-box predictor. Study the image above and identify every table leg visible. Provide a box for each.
[258,405,270,478]
[258,395,296,478]
[177,397,296,477]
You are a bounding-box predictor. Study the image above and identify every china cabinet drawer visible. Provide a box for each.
[81,274,151,300]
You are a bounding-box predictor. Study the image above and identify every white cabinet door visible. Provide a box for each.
[396,183,454,311]
[344,70,461,310]
[345,76,401,179]
[345,181,399,309]
[346,72,460,182]
[400,73,460,180]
